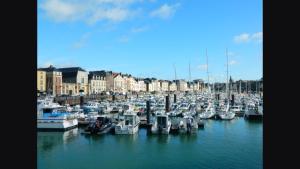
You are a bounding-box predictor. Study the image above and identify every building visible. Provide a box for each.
[58,67,89,95]
[38,65,62,96]
[160,80,169,92]
[62,83,78,96]
[193,79,204,91]
[88,71,106,94]
[187,81,194,91]
[135,78,146,92]
[37,70,46,93]
[144,78,154,92]
[168,81,177,91]
[113,73,125,93]
[123,74,135,92]
[175,80,187,91]
[151,78,161,92]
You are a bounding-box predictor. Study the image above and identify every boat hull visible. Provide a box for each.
[115,124,139,135]
[37,119,78,131]
[151,124,171,134]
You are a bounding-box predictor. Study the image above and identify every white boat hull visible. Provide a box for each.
[37,119,78,131]
[219,113,235,120]
[199,112,215,119]
[115,124,139,134]
[151,123,171,134]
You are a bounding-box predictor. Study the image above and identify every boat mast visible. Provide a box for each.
[206,48,210,93]
[226,48,229,101]
[189,60,191,82]
[173,64,177,81]
[189,60,193,92]
[239,80,242,94]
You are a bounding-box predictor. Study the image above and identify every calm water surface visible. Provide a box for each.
[37,118,262,169]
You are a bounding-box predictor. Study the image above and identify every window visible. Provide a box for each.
[81,78,84,83]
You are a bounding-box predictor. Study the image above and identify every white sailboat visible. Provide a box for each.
[219,49,235,120]
[199,101,216,119]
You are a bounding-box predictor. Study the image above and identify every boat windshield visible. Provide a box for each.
[157,116,167,127]
[125,116,134,125]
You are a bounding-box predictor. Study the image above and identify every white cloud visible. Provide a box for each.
[234,32,263,43]
[72,32,92,49]
[150,3,180,19]
[229,60,238,65]
[117,25,148,43]
[234,33,250,43]
[40,0,143,24]
[197,64,208,71]
[251,32,263,43]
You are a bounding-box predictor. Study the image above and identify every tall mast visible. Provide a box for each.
[226,48,229,100]
[189,60,191,82]
[173,64,177,81]
[239,80,241,94]
[206,48,210,92]
[261,41,264,94]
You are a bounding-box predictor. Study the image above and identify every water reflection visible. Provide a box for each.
[37,128,78,153]
[146,134,171,144]
[177,134,197,143]
[82,133,106,143]
[114,133,139,145]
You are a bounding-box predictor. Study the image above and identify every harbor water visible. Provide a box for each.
[37,118,262,169]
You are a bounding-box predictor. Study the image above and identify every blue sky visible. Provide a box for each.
[38,0,262,82]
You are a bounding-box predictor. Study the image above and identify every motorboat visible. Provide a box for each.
[78,110,100,125]
[151,114,171,134]
[82,101,101,112]
[178,115,198,134]
[83,115,115,135]
[115,111,140,134]
[37,100,78,131]
[244,102,263,120]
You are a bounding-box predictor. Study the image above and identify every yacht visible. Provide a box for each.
[199,102,216,119]
[151,114,171,134]
[179,115,198,134]
[231,105,243,117]
[244,102,263,120]
[217,49,236,120]
[218,103,235,120]
[115,111,140,134]
[37,99,78,131]
[82,101,100,111]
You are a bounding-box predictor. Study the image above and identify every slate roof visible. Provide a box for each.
[38,65,61,72]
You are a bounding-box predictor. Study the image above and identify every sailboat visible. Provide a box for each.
[219,49,235,120]
[199,101,216,119]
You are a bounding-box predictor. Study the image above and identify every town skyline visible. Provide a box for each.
[38,64,262,83]
[38,0,262,82]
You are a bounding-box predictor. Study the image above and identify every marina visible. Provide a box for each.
[37,91,263,134]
